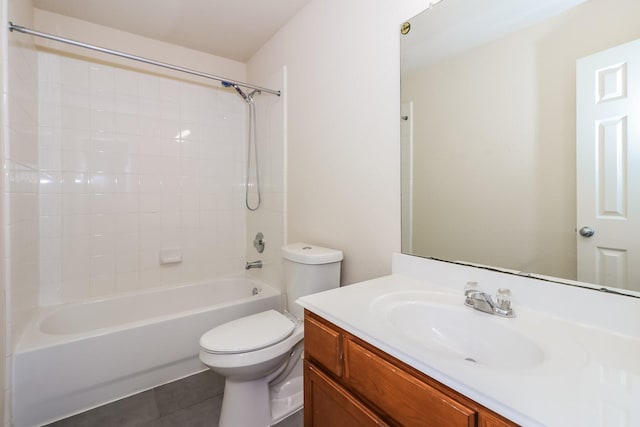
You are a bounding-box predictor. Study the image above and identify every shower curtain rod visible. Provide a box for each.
[8,22,281,97]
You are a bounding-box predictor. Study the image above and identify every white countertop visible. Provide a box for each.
[297,272,640,427]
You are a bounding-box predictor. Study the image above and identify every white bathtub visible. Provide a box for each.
[13,277,281,427]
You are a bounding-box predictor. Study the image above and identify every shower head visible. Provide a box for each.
[221,81,250,103]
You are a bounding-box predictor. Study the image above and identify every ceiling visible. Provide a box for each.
[33,0,312,62]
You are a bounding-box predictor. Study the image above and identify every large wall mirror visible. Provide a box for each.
[401,0,640,297]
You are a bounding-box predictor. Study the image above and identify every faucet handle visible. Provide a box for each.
[496,288,512,310]
[464,281,478,296]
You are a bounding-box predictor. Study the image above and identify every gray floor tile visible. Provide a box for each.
[47,390,159,427]
[140,395,223,427]
[154,370,224,417]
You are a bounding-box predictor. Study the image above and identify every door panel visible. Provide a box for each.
[576,38,640,290]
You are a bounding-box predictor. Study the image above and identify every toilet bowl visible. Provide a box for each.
[199,243,342,427]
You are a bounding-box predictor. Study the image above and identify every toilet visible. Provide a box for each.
[199,243,343,427]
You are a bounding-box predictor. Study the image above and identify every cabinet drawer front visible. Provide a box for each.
[304,312,343,377]
[345,338,476,427]
[304,362,389,427]
[479,411,520,427]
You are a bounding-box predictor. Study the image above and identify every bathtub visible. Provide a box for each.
[13,277,281,427]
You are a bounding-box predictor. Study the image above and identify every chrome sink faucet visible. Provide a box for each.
[464,282,515,318]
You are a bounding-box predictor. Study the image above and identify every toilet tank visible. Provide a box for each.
[282,243,343,319]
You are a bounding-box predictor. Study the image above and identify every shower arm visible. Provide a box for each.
[7,22,281,97]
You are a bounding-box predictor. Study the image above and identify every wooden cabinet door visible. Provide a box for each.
[344,337,476,427]
[304,361,389,427]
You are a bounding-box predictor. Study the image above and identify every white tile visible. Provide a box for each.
[138,75,160,100]
[115,174,139,193]
[139,268,160,289]
[40,193,62,216]
[181,193,199,211]
[91,214,117,236]
[180,157,200,177]
[116,213,139,235]
[62,172,89,193]
[161,155,181,176]
[116,271,139,293]
[139,246,161,270]
[40,147,62,171]
[61,106,90,130]
[90,193,119,214]
[115,134,140,154]
[90,251,116,274]
[115,94,138,115]
[39,215,62,238]
[116,237,139,273]
[62,193,91,215]
[181,210,199,229]
[139,174,162,193]
[116,192,139,213]
[39,237,62,261]
[61,128,91,151]
[61,58,89,89]
[115,69,138,97]
[138,136,161,155]
[62,214,90,237]
[61,149,88,172]
[180,139,199,158]
[115,113,139,135]
[199,193,217,211]
[161,138,181,157]
[89,65,115,95]
[160,264,182,286]
[139,212,161,231]
[161,209,180,228]
[139,155,164,175]
[90,273,116,297]
[161,175,181,193]
[61,86,89,108]
[90,109,116,132]
[90,173,117,193]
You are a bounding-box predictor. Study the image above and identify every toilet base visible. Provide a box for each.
[270,360,304,424]
[219,376,272,427]
[218,356,304,427]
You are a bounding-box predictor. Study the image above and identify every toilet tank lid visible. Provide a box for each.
[282,243,343,264]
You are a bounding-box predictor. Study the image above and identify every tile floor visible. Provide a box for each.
[46,371,303,427]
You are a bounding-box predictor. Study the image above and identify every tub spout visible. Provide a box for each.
[245,260,262,270]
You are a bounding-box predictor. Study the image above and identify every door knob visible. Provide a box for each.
[578,226,595,237]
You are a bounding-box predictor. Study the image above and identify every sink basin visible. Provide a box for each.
[371,292,545,370]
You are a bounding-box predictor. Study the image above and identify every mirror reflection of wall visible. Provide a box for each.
[401,0,640,293]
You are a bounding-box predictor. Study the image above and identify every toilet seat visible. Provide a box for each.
[200,310,295,354]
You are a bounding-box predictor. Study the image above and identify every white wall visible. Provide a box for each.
[248,0,431,285]
[3,0,39,422]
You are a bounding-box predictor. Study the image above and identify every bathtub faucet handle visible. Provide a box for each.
[245,260,262,270]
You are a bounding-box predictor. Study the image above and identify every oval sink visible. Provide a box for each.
[372,292,545,370]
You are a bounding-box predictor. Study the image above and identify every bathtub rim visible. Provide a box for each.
[16,275,281,353]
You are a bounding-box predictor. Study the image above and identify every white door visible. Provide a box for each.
[576,38,640,291]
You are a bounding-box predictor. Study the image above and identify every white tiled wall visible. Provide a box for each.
[38,52,248,305]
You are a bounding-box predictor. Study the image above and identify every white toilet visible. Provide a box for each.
[199,243,343,427]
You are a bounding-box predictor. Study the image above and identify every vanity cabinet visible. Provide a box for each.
[304,310,519,427]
